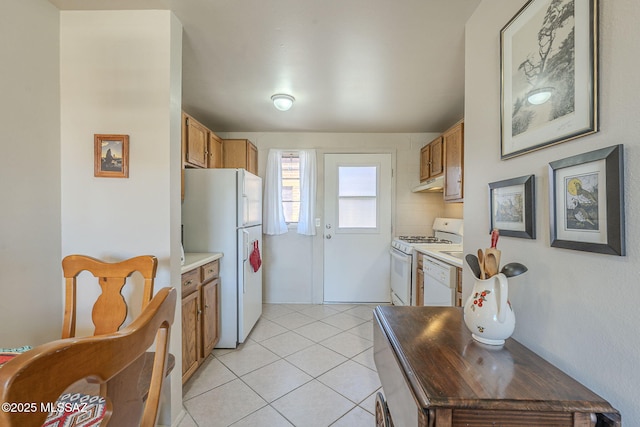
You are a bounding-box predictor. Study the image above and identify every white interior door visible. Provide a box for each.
[323,153,392,303]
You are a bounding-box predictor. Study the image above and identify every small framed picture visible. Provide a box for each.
[489,175,536,239]
[94,134,129,178]
[548,145,625,255]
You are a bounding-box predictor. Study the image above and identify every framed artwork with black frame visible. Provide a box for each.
[500,0,598,159]
[489,175,536,239]
[548,144,625,255]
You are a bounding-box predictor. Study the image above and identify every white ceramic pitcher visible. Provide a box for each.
[463,272,515,345]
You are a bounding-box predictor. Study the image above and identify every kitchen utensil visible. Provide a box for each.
[464,272,515,345]
[485,229,501,270]
[485,253,498,277]
[465,254,481,279]
[500,262,528,278]
[477,249,486,280]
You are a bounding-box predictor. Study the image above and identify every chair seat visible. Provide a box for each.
[61,352,175,397]
[43,393,107,427]
[141,352,175,401]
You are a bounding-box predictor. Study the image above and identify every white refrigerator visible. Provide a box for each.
[182,168,263,348]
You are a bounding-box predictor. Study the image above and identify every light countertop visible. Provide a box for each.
[414,247,463,268]
[181,252,223,273]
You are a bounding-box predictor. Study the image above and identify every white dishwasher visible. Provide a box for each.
[422,255,456,306]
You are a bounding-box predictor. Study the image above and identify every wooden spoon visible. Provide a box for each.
[477,249,486,280]
[485,253,498,277]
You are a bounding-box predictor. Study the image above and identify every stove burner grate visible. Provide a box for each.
[397,236,453,244]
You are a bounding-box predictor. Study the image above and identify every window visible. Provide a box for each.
[264,149,316,236]
[281,154,300,223]
[337,166,378,229]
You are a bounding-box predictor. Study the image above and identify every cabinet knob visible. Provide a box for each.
[184,280,193,287]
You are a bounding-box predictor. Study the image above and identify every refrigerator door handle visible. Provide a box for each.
[242,229,250,262]
[242,196,249,226]
[242,229,249,293]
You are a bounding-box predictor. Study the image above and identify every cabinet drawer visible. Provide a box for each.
[181,269,200,297]
[202,260,219,283]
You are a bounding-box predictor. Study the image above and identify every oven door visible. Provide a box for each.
[389,248,412,305]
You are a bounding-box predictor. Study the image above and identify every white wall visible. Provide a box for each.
[0,0,62,347]
[60,10,184,425]
[465,0,640,420]
[221,132,460,303]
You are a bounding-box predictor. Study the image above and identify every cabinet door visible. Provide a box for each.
[184,114,208,168]
[201,279,220,358]
[247,142,258,175]
[223,139,258,173]
[416,268,424,307]
[222,139,248,169]
[419,144,431,182]
[430,136,444,177]
[181,291,201,383]
[416,253,424,306]
[208,132,223,168]
[456,267,463,307]
[444,121,464,202]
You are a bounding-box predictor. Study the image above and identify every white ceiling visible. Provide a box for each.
[50,0,481,133]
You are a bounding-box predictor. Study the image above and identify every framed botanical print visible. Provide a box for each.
[501,0,598,159]
[548,145,625,255]
[489,175,536,239]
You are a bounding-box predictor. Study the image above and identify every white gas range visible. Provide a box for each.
[390,218,463,306]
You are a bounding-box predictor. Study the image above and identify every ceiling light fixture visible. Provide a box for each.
[527,87,554,105]
[271,94,295,111]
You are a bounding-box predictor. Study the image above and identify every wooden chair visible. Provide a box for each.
[61,254,174,419]
[0,287,177,427]
[61,254,158,338]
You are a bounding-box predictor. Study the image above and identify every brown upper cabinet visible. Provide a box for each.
[208,132,223,168]
[222,139,258,175]
[443,120,464,202]
[420,136,443,182]
[182,112,208,169]
[182,111,224,169]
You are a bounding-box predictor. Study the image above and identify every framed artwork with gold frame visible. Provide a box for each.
[94,134,129,178]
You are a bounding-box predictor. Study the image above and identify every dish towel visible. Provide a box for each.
[249,240,262,272]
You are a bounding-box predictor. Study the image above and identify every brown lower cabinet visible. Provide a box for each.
[181,259,220,384]
[415,253,424,306]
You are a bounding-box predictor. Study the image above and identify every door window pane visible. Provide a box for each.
[339,199,377,228]
[339,166,377,196]
[337,166,378,229]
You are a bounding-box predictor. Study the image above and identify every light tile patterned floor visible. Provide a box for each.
[180,303,382,427]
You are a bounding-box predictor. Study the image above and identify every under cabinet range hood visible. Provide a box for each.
[412,175,444,193]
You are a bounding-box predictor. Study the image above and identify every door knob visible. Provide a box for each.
[326,234,332,239]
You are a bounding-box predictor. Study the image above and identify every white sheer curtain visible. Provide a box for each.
[263,149,288,235]
[297,149,317,236]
